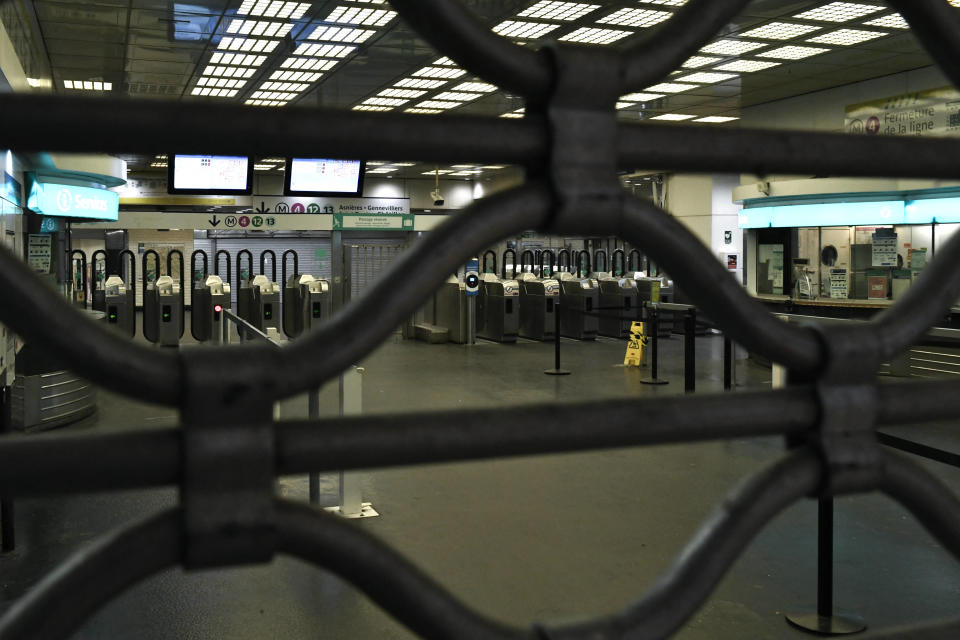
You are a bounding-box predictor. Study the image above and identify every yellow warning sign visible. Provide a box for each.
[624,321,646,367]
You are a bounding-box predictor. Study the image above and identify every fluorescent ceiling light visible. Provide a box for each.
[218,37,280,52]
[405,108,443,114]
[675,71,738,83]
[192,87,239,97]
[209,52,266,66]
[238,1,310,19]
[493,21,561,39]
[453,82,497,92]
[433,57,457,66]
[598,8,673,28]
[416,100,463,109]
[559,27,634,44]
[156,154,168,159]
[270,70,323,82]
[293,43,355,57]
[645,82,698,93]
[308,26,376,42]
[864,14,909,29]
[682,55,722,68]
[254,164,277,170]
[280,57,338,71]
[378,88,427,98]
[758,45,831,59]
[197,77,247,88]
[26,77,51,88]
[616,101,635,109]
[246,100,288,107]
[353,105,392,111]
[367,167,399,173]
[694,116,739,123]
[807,28,887,45]
[700,39,766,55]
[481,165,506,169]
[519,2,599,21]
[738,22,820,40]
[422,169,454,175]
[793,2,884,22]
[259,157,284,163]
[651,113,695,120]
[323,7,396,26]
[201,65,258,78]
[500,108,525,118]
[226,19,292,38]
[63,80,112,90]
[621,92,664,101]
[260,81,310,92]
[715,59,781,72]
[392,162,416,166]
[395,78,448,89]
[640,0,686,4]
[412,66,466,79]
[362,97,409,106]
[433,91,483,102]
[450,165,477,168]
[150,162,167,168]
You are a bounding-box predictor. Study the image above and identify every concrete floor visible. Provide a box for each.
[1,325,960,639]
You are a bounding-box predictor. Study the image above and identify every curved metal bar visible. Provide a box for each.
[540,249,555,278]
[628,249,641,273]
[0,509,180,640]
[119,249,136,285]
[548,449,822,639]
[483,250,497,274]
[621,196,823,373]
[277,499,527,639]
[281,249,298,286]
[622,0,753,93]
[236,249,253,291]
[594,249,607,274]
[520,249,534,273]
[68,250,87,308]
[889,0,960,93]
[0,247,181,405]
[387,0,552,99]
[879,450,960,563]
[214,249,231,284]
[557,249,571,272]
[274,184,551,398]
[502,248,518,280]
[90,249,107,287]
[167,249,186,338]
[871,229,960,360]
[190,249,208,288]
[576,250,590,278]
[612,249,625,277]
[259,249,277,282]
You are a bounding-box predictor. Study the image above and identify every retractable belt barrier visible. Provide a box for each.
[2,1,960,638]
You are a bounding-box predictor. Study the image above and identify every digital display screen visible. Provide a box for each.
[284,158,365,197]
[169,155,252,194]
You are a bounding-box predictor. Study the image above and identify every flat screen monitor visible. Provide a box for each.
[284,158,365,197]
[168,155,252,195]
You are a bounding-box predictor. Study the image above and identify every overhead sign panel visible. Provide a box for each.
[739,201,905,229]
[27,182,119,221]
[845,86,960,138]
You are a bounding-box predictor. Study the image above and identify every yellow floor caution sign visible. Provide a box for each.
[624,321,646,366]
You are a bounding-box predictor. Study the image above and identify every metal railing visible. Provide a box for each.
[1,0,960,637]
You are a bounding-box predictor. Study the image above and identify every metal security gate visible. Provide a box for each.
[1,1,960,638]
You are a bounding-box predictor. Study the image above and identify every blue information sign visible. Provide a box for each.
[27,182,119,221]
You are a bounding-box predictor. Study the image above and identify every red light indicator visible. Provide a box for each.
[214,304,223,313]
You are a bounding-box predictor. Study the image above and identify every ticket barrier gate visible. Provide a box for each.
[516,250,559,341]
[91,250,107,312]
[284,274,329,338]
[102,276,135,338]
[144,276,183,347]
[558,252,598,340]
[192,275,232,344]
[597,249,639,339]
[434,275,473,344]
[477,273,519,343]
[243,274,281,336]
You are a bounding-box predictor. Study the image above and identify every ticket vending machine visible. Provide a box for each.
[103,276,135,338]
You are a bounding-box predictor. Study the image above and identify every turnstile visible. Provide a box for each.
[517,272,559,340]
[102,275,135,338]
[558,272,598,340]
[477,273,519,343]
[598,276,639,339]
[148,276,183,347]
[435,275,472,344]
[283,274,330,338]
[192,275,232,344]
[242,274,281,335]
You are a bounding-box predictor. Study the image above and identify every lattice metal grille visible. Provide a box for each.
[1,0,960,638]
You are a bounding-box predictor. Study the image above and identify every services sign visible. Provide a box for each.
[845,87,960,138]
[27,182,119,221]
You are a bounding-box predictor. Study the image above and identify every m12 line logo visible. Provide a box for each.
[55,188,108,214]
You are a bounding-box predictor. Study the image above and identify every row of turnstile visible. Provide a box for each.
[67,248,330,346]
[433,248,667,344]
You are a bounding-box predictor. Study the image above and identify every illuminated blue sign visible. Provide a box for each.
[27,182,118,221]
[740,200,905,229]
[905,197,960,224]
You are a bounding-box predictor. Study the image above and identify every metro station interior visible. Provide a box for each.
[0,0,960,638]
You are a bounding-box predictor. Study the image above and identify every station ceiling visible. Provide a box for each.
[7,0,951,174]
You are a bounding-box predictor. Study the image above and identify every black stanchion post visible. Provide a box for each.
[785,497,866,635]
[684,308,696,393]
[1,385,13,552]
[640,304,668,385]
[723,336,733,391]
[544,300,570,376]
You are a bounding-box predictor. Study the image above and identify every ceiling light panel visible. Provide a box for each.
[307,26,376,42]
[793,2,884,22]
[254,164,277,170]
[218,37,280,52]
[422,169,454,175]
[651,113,695,120]
[434,91,483,102]
[682,55,722,68]
[738,22,820,39]
[807,28,887,45]
[453,82,497,92]
[201,65,258,78]
[500,108,525,118]
[675,71,738,83]
[226,19,293,37]
[210,52,266,66]
[645,82,699,93]
[367,167,398,173]
[412,66,466,79]
[293,43,355,58]
[621,92,664,101]
[416,100,463,109]
[700,39,766,55]
[519,2,599,21]
[864,14,909,29]
[715,59,780,72]
[260,81,310,92]
[238,1,310,19]
[405,108,443,114]
[247,100,288,106]
[597,8,673,28]
[251,90,300,100]
[395,78,448,89]
[640,0,686,4]
[196,77,247,87]
[363,97,409,106]
[493,21,561,39]
[279,57,337,71]
[63,80,112,90]
[433,57,457,66]
[322,7,397,26]
[378,88,427,98]
[559,27,634,44]
[616,101,635,109]
[758,45,831,59]
[695,116,739,123]
[353,105,392,111]
[191,87,240,97]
